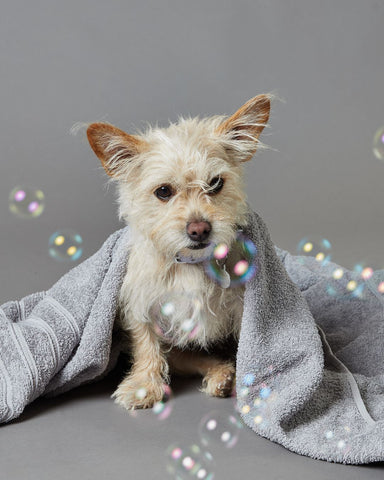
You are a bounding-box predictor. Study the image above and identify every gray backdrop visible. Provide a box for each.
[1,1,383,479]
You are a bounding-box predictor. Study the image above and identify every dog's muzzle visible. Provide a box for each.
[174,242,215,264]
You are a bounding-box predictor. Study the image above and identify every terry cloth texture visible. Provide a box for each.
[1,210,383,465]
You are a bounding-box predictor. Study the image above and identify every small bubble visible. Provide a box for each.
[198,411,242,449]
[9,186,45,218]
[49,229,83,262]
[152,384,174,421]
[296,236,332,266]
[166,443,215,479]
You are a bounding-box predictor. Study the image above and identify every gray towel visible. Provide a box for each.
[1,210,383,465]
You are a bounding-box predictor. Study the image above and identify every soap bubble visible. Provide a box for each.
[326,273,366,301]
[296,236,332,266]
[198,410,243,450]
[49,229,83,261]
[373,126,384,161]
[236,376,279,430]
[204,232,257,288]
[151,292,203,343]
[9,186,45,218]
[152,384,174,421]
[166,443,215,479]
[323,425,352,456]
[242,373,255,387]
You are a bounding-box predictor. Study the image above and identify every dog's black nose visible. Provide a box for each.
[186,221,211,242]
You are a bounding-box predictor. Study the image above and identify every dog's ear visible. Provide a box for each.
[87,123,148,178]
[215,94,271,162]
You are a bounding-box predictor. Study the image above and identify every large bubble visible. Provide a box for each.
[204,232,257,288]
[151,292,203,344]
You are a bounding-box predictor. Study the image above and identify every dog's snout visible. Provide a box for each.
[186,221,211,242]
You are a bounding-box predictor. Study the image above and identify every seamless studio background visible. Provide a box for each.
[0,1,383,479]
[1,0,383,303]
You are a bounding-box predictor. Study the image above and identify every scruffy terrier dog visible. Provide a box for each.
[86,95,271,410]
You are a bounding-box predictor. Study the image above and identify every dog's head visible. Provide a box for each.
[87,95,270,264]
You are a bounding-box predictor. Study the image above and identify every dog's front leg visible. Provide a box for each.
[112,319,169,410]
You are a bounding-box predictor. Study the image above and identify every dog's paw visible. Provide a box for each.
[201,362,236,398]
[112,374,166,410]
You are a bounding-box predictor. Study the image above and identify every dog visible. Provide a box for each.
[86,94,271,410]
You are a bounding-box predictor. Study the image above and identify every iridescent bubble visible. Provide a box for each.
[166,443,215,480]
[373,126,384,161]
[260,386,271,399]
[151,292,202,343]
[204,232,257,288]
[296,236,332,265]
[198,410,243,450]
[49,229,83,261]
[326,278,365,301]
[242,373,255,386]
[9,186,45,218]
[323,425,352,455]
[152,384,174,421]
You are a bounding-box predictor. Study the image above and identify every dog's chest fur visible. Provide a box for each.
[118,239,244,349]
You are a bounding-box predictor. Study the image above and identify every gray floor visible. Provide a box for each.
[1,360,383,480]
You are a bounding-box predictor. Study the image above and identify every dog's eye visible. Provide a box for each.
[154,185,174,201]
[208,176,224,195]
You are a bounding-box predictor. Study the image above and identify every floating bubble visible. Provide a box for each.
[237,378,278,430]
[204,232,257,288]
[152,384,174,421]
[198,410,243,450]
[166,443,215,479]
[151,292,203,344]
[296,236,332,266]
[323,425,352,456]
[242,373,255,387]
[373,126,384,161]
[260,386,271,399]
[326,278,365,301]
[9,186,45,218]
[49,229,83,261]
